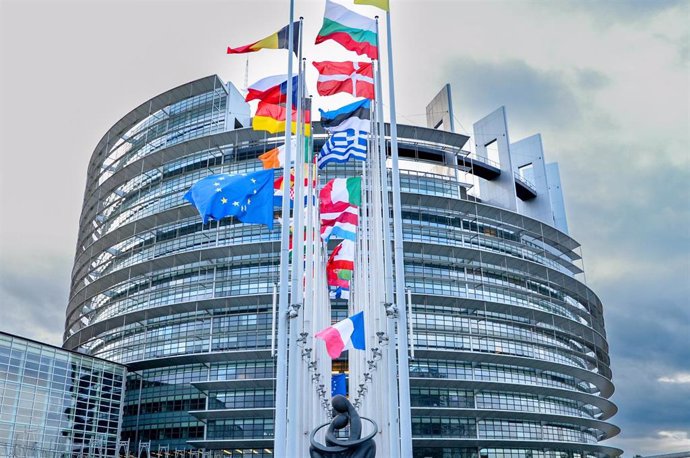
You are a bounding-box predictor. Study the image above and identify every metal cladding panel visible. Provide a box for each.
[191,378,275,391]
[403,240,602,315]
[473,106,518,211]
[409,378,617,419]
[410,293,607,351]
[512,134,554,224]
[411,439,622,457]
[426,84,455,132]
[88,75,224,174]
[187,439,274,449]
[65,295,272,349]
[189,408,274,420]
[408,407,619,438]
[126,349,272,371]
[547,162,570,234]
[413,349,614,397]
[70,241,276,308]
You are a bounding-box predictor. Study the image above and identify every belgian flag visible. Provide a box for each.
[227,22,300,55]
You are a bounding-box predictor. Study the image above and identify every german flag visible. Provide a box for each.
[227,22,301,55]
[253,102,311,136]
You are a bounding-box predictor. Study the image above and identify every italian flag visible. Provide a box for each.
[320,177,362,207]
[315,0,378,60]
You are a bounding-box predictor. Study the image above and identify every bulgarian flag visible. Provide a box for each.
[227,22,300,55]
[312,61,375,99]
[253,102,311,136]
[315,0,378,60]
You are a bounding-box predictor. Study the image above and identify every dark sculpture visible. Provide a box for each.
[309,395,378,458]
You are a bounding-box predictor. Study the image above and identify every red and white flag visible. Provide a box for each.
[320,202,359,242]
[312,61,375,99]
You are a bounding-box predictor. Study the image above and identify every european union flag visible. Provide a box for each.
[331,373,347,397]
[184,169,275,229]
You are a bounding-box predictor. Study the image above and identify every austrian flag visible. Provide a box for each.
[312,61,375,99]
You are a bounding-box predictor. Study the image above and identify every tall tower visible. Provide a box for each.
[65,76,620,457]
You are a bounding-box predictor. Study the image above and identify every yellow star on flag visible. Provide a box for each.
[221,197,228,204]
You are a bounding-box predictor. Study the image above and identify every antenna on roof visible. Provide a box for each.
[242,56,249,96]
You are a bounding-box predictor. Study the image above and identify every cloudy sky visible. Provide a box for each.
[1,0,688,455]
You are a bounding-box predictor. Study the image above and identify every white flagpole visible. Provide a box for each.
[384,10,414,456]
[274,3,296,455]
[374,17,400,458]
[303,115,317,458]
[287,19,305,457]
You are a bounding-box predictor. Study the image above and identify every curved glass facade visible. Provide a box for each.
[65,75,620,457]
[0,332,126,456]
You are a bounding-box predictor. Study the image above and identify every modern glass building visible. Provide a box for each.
[64,75,620,457]
[0,332,126,456]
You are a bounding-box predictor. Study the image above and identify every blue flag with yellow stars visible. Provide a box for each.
[331,373,347,397]
[184,169,275,229]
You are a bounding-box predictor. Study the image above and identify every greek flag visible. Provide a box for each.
[318,129,368,169]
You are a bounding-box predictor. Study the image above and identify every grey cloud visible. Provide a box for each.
[607,358,690,453]
[444,58,585,130]
[575,68,610,91]
[564,146,690,454]
[653,31,690,68]
[569,160,690,259]
[0,254,69,346]
[607,295,689,368]
[442,53,689,458]
[549,0,687,23]
[598,268,689,455]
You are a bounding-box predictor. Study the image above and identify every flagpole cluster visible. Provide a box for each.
[274,3,296,456]
[220,0,410,455]
[384,9,413,456]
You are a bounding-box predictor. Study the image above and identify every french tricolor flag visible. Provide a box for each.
[315,311,366,359]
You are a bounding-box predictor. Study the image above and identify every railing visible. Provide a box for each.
[514,172,537,193]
